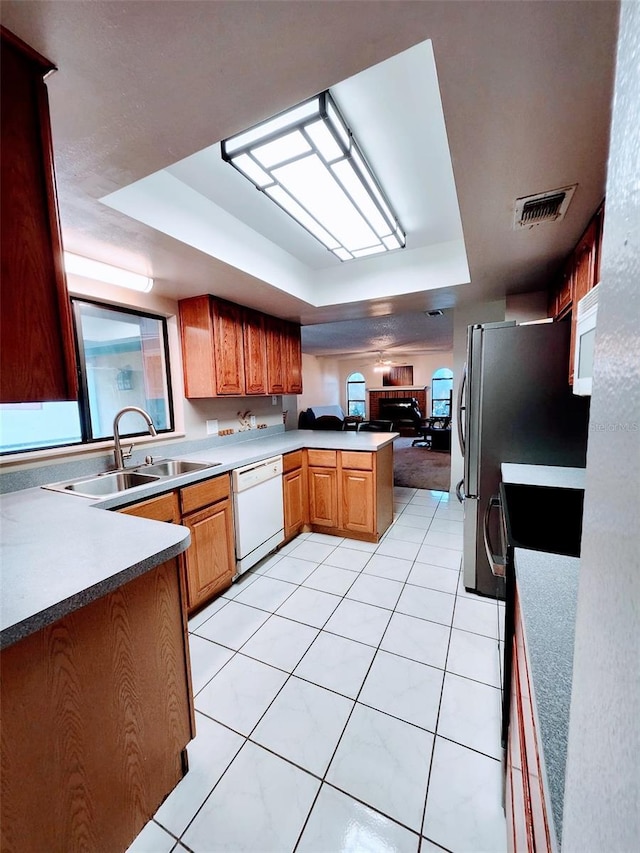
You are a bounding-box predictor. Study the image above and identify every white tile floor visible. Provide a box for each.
[128,488,507,853]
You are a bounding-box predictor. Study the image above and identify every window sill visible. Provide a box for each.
[0,432,187,470]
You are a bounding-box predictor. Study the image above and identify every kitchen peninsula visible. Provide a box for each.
[0,429,394,852]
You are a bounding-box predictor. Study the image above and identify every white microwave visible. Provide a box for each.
[573,282,600,396]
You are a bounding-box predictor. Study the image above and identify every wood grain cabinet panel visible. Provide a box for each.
[212,299,245,395]
[283,320,303,394]
[0,558,192,853]
[243,309,268,395]
[307,466,339,528]
[266,316,286,395]
[340,469,375,534]
[181,498,235,610]
[0,27,77,403]
[283,466,307,541]
[178,295,217,398]
[119,491,180,523]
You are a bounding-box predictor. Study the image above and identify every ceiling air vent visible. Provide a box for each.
[425,309,443,317]
[513,185,577,229]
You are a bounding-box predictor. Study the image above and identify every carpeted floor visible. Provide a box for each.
[393,436,452,491]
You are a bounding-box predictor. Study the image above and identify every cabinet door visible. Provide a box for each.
[569,219,599,384]
[307,466,338,528]
[1,29,77,403]
[212,299,245,395]
[340,469,375,534]
[178,295,217,398]
[182,498,235,610]
[266,316,285,394]
[283,321,303,394]
[283,467,307,540]
[555,257,574,319]
[243,309,268,395]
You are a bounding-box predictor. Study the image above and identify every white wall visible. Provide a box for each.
[505,290,548,323]
[449,299,506,493]
[562,4,640,850]
[336,353,453,417]
[293,353,341,423]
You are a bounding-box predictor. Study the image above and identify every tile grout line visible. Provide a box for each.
[175,490,500,853]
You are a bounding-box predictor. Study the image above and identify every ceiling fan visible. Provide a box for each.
[371,351,408,371]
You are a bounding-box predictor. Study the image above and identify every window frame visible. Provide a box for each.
[0,299,175,456]
[431,367,453,417]
[346,371,366,418]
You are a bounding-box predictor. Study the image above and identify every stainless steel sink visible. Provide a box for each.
[45,470,161,498]
[133,459,221,478]
[43,458,221,499]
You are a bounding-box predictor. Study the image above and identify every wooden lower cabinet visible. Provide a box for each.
[305,445,393,542]
[181,498,235,611]
[180,474,235,613]
[0,557,193,853]
[283,451,307,541]
[121,478,236,615]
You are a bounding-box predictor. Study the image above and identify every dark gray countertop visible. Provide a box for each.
[0,430,395,649]
[514,547,580,848]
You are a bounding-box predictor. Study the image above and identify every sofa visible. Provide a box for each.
[297,405,346,430]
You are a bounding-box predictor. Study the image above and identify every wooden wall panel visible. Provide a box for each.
[0,559,192,853]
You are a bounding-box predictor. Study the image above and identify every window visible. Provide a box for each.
[431,367,453,417]
[0,300,173,454]
[346,372,366,417]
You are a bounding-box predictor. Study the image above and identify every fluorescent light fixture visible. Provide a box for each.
[221,91,406,262]
[63,252,153,293]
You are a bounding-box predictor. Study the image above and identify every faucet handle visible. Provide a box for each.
[123,443,134,460]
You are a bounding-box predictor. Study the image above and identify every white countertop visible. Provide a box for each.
[501,463,586,490]
[0,430,395,648]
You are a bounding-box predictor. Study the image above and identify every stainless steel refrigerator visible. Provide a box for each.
[456,320,590,599]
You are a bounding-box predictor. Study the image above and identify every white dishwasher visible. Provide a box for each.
[232,455,284,577]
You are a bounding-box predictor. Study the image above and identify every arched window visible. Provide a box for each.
[346,372,366,417]
[431,367,453,416]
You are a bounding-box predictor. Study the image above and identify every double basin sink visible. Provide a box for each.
[45,459,221,499]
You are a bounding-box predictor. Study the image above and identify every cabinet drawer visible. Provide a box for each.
[180,474,230,515]
[307,449,336,468]
[119,491,180,523]
[341,451,373,471]
[283,450,303,473]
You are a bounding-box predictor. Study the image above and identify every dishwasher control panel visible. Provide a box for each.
[232,455,283,492]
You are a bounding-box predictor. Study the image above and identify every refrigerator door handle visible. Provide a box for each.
[455,479,465,504]
[456,364,466,457]
[483,495,506,578]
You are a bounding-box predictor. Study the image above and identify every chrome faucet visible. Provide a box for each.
[112,406,157,470]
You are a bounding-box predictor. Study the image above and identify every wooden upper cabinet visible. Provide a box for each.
[243,309,268,395]
[0,27,78,403]
[266,316,286,395]
[284,320,303,394]
[178,295,302,398]
[178,295,244,397]
[212,298,245,395]
[569,217,600,384]
[178,295,217,397]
